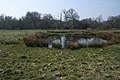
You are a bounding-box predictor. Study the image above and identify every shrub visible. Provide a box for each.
[35,32,49,38]
[66,42,80,50]
[23,35,37,47]
[111,34,120,44]
[53,43,61,49]
[95,32,113,40]
[23,33,48,47]
[91,32,120,44]
[89,42,106,47]
[23,37,48,47]
[36,39,48,47]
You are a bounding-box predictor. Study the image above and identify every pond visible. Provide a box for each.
[48,35,108,48]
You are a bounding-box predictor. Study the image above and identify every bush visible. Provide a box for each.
[23,33,48,47]
[23,35,37,47]
[35,32,49,38]
[111,34,120,44]
[36,39,48,47]
[53,43,61,49]
[89,42,106,47]
[66,42,80,50]
[90,32,120,44]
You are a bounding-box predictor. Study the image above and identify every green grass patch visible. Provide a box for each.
[0,44,120,80]
[0,30,120,80]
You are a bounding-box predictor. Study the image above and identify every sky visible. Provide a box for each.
[0,0,120,20]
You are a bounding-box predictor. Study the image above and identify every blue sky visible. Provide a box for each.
[0,0,120,20]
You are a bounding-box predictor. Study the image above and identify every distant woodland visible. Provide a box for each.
[0,9,120,30]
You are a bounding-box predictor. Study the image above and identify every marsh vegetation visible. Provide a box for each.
[23,30,120,49]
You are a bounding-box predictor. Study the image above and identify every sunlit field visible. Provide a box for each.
[0,30,120,80]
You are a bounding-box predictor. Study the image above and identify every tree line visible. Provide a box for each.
[0,8,120,30]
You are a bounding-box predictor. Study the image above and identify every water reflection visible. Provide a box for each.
[78,37,107,46]
[61,36,66,48]
[48,35,108,48]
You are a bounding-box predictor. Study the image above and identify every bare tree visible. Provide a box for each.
[62,8,79,29]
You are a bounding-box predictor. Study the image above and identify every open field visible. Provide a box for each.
[0,30,120,80]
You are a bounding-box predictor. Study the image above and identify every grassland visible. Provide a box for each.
[0,30,120,80]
